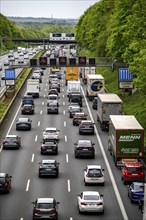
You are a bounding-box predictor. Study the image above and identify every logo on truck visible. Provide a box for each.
[119,134,141,142]
[91,81,103,92]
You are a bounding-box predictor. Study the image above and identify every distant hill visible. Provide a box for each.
[8,16,78,27]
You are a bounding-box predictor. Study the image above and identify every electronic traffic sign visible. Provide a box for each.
[5,69,15,79]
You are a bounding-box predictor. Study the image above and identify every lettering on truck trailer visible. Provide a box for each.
[119,134,141,142]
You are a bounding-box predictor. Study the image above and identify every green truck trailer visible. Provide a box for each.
[108,115,144,166]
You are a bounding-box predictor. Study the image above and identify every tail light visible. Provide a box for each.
[97,202,103,205]
[86,173,89,177]
[34,208,40,214]
[50,208,56,213]
[89,147,94,151]
[80,202,87,205]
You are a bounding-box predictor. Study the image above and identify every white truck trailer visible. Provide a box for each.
[67,80,81,97]
[97,93,123,131]
[86,74,104,101]
[27,79,40,98]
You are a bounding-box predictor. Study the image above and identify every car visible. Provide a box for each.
[0,173,12,193]
[77,191,104,214]
[79,120,95,135]
[18,58,24,64]
[74,140,95,158]
[128,182,144,203]
[43,127,60,142]
[48,89,59,96]
[47,94,59,107]
[49,83,60,93]
[32,72,42,83]
[139,197,144,213]
[92,97,98,109]
[1,72,5,80]
[21,104,34,114]
[4,59,10,66]
[32,197,59,220]
[68,102,79,113]
[41,140,58,155]
[47,102,59,114]
[24,54,29,59]
[3,135,21,149]
[69,106,82,118]
[84,165,105,186]
[38,159,60,178]
[121,162,145,185]
[73,112,87,125]
[8,56,15,62]
[16,118,32,130]
[0,63,2,71]
[22,95,34,106]
[69,93,83,107]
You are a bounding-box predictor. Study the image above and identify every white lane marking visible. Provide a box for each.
[63,102,65,105]
[64,121,66,127]
[38,121,40,127]
[63,110,65,115]
[66,154,69,163]
[62,89,64,92]
[26,179,30,191]
[42,101,44,105]
[81,86,129,220]
[46,83,47,86]
[20,218,23,220]
[65,135,67,142]
[0,99,22,152]
[67,180,71,192]
[62,94,64,98]
[44,94,46,98]
[45,88,46,91]
[62,83,64,86]
[40,110,42,115]
[35,135,38,142]
[31,154,35,162]
[70,218,73,220]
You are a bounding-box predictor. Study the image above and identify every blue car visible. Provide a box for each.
[128,182,144,203]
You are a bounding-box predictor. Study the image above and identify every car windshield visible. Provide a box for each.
[134,184,144,191]
[84,195,99,200]
[37,203,53,209]
[127,167,143,172]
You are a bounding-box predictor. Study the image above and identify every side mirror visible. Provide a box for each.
[100,194,104,197]
[57,202,60,204]
[102,169,105,171]
[31,202,35,205]
[74,143,77,145]
[9,176,12,178]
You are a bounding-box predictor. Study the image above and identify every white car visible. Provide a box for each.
[43,127,60,142]
[77,191,104,214]
[84,165,105,186]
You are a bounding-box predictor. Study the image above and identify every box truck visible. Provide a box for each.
[108,115,144,166]
[27,79,40,98]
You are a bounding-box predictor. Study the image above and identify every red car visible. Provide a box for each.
[121,162,145,185]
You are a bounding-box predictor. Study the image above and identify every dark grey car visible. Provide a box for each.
[79,120,95,135]
[16,118,32,130]
[38,160,59,178]
[74,140,95,158]
[41,140,58,155]
[47,102,59,114]
[3,135,21,149]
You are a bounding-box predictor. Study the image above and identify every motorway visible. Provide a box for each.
[0,67,143,220]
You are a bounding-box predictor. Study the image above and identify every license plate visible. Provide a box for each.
[132,174,138,176]
[83,149,88,151]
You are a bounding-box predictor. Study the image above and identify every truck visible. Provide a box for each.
[65,67,78,85]
[97,93,123,131]
[86,74,104,101]
[67,80,81,97]
[27,79,40,98]
[108,115,144,166]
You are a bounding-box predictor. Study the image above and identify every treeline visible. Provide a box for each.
[76,0,146,93]
[0,13,75,52]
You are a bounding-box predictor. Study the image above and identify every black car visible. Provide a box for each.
[74,140,95,158]
[32,198,59,220]
[49,83,60,93]
[3,135,21,149]
[22,95,34,106]
[69,106,82,118]
[47,102,59,114]
[48,89,59,96]
[41,140,58,155]
[16,118,32,130]
[79,120,95,135]
[38,159,59,178]
[21,104,34,114]
[0,173,12,193]
[73,112,88,126]
[92,97,98,109]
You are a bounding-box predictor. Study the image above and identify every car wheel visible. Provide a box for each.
[123,180,127,185]
[79,131,82,135]
[92,155,95,159]
[41,151,43,155]
[38,173,41,178]
[78,206,82,214]
[101,209,104,214]
[130,198,133,203]
[75,152,78,158]
[85,181,88,186]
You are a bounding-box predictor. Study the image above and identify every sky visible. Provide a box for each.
[1,0,98,19]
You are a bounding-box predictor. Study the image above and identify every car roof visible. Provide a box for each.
[45,127,57,130]
[37,198,54,203]
[42,159,56,164]
[87,165,102,169]
[18,118,29,122]
[5,135,17,138]
[74,112,86,116]
[82,191,100,196]
[0,173,6,177]
[125,163,143,167]
[81,120,92,123]
[133,182,144,186]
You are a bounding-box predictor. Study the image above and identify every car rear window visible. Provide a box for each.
[37,203,53,209]
[88,169,101,175]
[127,167,143,172]
[84,195,99,200]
